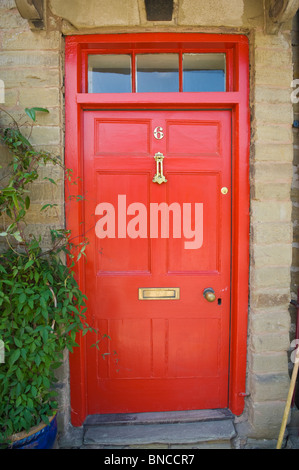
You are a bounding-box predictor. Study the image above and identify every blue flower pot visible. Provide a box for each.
[10,414,57,449]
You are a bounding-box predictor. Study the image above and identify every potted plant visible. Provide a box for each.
[0,107,101,448]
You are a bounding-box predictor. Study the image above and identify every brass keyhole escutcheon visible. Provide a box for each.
[203,288,216,302]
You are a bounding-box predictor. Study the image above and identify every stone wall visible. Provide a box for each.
[0,0,298,445]
[0,0,64,252]
[245,25,294,440]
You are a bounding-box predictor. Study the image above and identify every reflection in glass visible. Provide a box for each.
[136,54,179,92]
[88,55,132,93]
[183,53,226,92]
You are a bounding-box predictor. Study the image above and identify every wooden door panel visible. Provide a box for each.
[166,120,221,156]
[95,172,151,273]
[94,118,151,156]
[166,172,219,273]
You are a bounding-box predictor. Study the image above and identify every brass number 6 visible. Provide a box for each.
[154,126,164,140]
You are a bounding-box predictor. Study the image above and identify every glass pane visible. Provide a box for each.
[183,53,226,92]
[136,54,179,92]
[88,55,131,93]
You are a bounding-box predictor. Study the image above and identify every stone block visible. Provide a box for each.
[249,373,290,402]
[24,203,63,224]
[255,103,293,124]
[250,288,290,308]
[2,30,61,51]
[0,51,59,68]
[0,9,27,29]
[254,143,293,162]
[254,32,291,49]
[0,67,60,88]
[49,0,140,27]
[19,87,60,108]
[0,88,17,107]
[253,182,291,200]
[178,0,244,26]
[251,332,290,353]
[255,124,293,144]
[255,86,292,104]
[250,310,291,334]
[250,352,288,374]
[254,162,293,181]
[252,244,292,267]
[248,401,286,439]
[252,266,290,288]
[28,181,63,203]
[255,48,292,68]
[255,65,293,87]
[251,201,292,222]
[24,126,61,147]
[252,223,292,245]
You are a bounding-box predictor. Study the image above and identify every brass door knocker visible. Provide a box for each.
[153,152,167,184]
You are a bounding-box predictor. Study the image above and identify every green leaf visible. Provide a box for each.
[24,259,34,270]
[31,107,49,114]
[27,398,34,410]
[43,177,57,185]
[24,409,32,424]
[19,292,26,303]
[20,348,27,360]
[42,329,48,343]
[17,132,31,148]
[25,107,49,122]
[15,396,22,407]
[41,414,50,426]
[42,376,50,388]
[25,196,30,210]
[16,368,23,382]
[25,107,36,122]
[35,354,41,366]
[14,337,22,348]
[41,203,58,211]
[12,193,20,210]
[9,349,20,366]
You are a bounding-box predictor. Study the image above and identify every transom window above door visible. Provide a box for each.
[87,53,226,93]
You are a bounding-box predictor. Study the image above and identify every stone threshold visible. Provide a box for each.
[84,408,234,426]
[81,409,236,448]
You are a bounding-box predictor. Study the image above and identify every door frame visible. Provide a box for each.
[65,33,250,426]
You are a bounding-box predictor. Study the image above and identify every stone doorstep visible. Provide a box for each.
[82,409,236,447]
[83,421,236,447]
[84,408,233,427]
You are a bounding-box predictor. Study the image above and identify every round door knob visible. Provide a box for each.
[203,288,216,302]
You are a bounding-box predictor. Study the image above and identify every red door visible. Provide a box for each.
[83,109,232,414]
